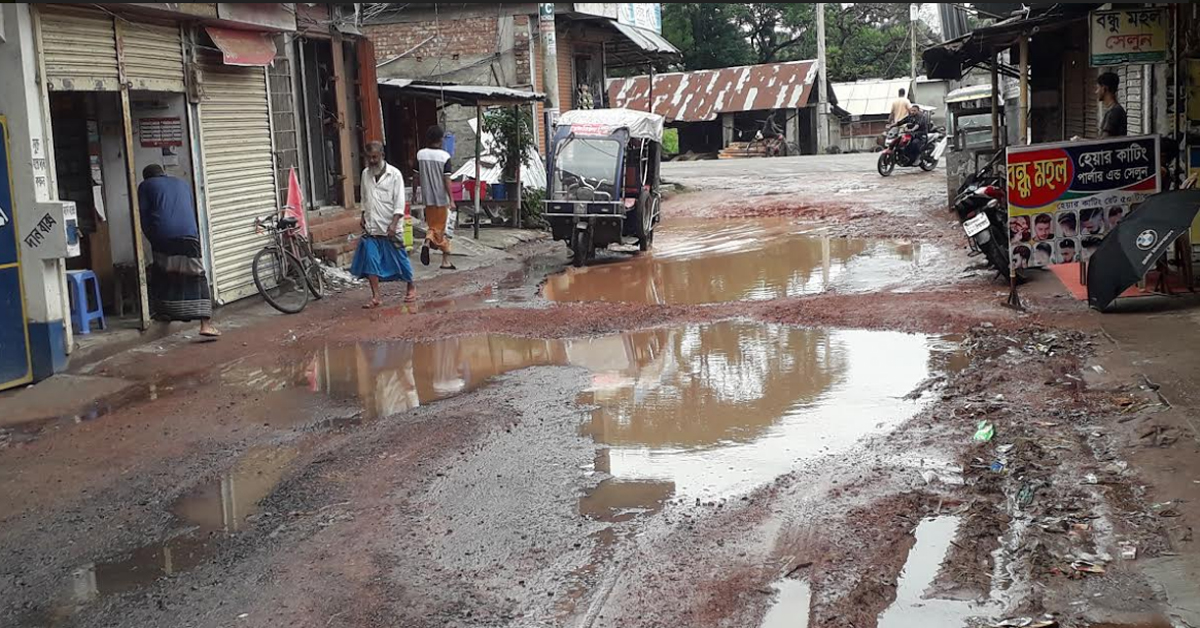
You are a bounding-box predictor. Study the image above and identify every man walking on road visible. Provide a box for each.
[1096,72,1127,138]
[139,165,219,338]
[418,125,456,271]
[351,141,416,309]
[889,88,912,126]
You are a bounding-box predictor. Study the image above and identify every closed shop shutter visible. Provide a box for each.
[120,22,186,92]
[1062,50,1088,140]
[558,35,574,113]
[198,53,277,304]
[37,5,119,91]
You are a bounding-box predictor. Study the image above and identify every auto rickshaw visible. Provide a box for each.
[544,109,664,267]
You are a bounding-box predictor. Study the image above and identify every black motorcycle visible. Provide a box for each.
[952,152,1010,278]
[878,124,948,176]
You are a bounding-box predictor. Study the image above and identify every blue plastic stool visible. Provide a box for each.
[66,270,106,335]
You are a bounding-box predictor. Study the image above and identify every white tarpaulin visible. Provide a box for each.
[451,117,546,190]
[556,109,664,142]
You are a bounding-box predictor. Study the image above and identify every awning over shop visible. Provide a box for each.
[205,26,277,67]
[378,79,545,106]
[922,4,1101,80]
[589,18,681,68]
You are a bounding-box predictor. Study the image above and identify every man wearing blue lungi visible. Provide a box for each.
[351,141,416,308]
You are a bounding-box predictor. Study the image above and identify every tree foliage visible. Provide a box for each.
[663,3,938,81]
[662,3,753,70]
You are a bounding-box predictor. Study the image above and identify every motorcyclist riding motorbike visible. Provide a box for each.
[892,105,930,164]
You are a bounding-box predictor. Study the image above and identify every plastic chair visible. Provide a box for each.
[66,270,106,335]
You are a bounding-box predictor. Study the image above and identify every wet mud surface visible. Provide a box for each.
[1,154,1194,628]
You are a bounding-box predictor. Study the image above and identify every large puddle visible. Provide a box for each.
[55,447,297,619]
[56,323,963,616]
[543,219,927,305]
[290,322,961,503]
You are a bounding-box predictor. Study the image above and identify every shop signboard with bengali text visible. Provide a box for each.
[1090,8,1169,66]
[1006,136,1160,271]
[573,3,661,33]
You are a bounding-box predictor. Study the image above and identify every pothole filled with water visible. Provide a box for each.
[284,322,963,505]
[877,516,992,628]
[60,323,965,613]
[760,578,812,628]
[543,219,931,305]
[57,447,298,617]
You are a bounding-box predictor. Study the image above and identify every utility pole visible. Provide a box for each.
[539,3,560,156]
[910,3,919,85]
[816,3,829,153]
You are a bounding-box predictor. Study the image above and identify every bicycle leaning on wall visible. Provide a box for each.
[251,209,325,314]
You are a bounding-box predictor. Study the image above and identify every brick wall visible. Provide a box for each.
[367,17,501,71]
[514,15,532,87]
[268,43,300,208]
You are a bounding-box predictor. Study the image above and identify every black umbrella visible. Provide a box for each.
[1087,189,1200,312]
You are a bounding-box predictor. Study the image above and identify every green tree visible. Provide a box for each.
[664,3,938,81]
[662,3,753,70]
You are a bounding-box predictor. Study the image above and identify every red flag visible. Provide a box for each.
[285,167,308,237]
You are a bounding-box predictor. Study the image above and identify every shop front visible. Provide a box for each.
[34,4,209,333]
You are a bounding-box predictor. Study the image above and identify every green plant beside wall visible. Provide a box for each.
[484,107,536,183]
[520,187,547,230]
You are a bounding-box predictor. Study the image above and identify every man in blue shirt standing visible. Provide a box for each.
[138,165,219,338]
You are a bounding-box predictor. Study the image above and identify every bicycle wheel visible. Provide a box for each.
[252,247,309,314]
[305,257,326,300]
[295,240,325,300]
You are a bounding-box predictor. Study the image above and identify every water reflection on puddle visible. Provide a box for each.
[760,578,812,628]
[288,322,962,505]
[60,447,297,614]
[878,517,987,628]
[543,220,924,305]
[55,322,965,617]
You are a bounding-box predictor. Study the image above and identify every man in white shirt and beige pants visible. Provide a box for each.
[350,141,416,309]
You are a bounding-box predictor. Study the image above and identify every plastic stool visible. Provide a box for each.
[66,270,106,335]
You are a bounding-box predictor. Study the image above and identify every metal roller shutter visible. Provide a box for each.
[198,53,277,304]
[37,6,119,91]
[120,22,186,92]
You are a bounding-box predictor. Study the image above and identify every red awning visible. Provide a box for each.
[205,26,277,67]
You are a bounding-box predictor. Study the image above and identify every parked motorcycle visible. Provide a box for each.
[952,151,1010,278]
[877,124,948,176]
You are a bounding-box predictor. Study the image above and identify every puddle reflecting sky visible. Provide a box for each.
[58,447,298,617]
[760,578,812,628]
[54,323,964,617]
[877,516,990,628]
[287,323,960,501]
[543,219,923,305]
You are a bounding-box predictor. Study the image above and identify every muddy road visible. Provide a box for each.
[1,154,1191,628]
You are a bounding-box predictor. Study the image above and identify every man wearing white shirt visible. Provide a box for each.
[350,141,416,309]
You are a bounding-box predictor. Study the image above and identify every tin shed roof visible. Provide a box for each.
[832,78,914,118]
[607,60,821,123]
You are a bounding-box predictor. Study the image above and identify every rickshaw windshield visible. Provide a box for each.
[552,136,621,201]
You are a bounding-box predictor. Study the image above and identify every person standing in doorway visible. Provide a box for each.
[418,125,456,271]
[889,88,912,126]
[351,141,416,309]
[1096,72,1127,138]
[138,165,219,338]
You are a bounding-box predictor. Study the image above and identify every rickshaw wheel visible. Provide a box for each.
[635,190,653,246]
[572,228,591,268]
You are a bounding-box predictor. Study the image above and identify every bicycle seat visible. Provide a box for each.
[277,216,299,231]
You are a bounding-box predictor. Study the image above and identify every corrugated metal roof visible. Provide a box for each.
[607,60,820,123]
[832,78,913,118]
[610,21,678,55]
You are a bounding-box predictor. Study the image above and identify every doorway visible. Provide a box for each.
[48,90,196,333]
